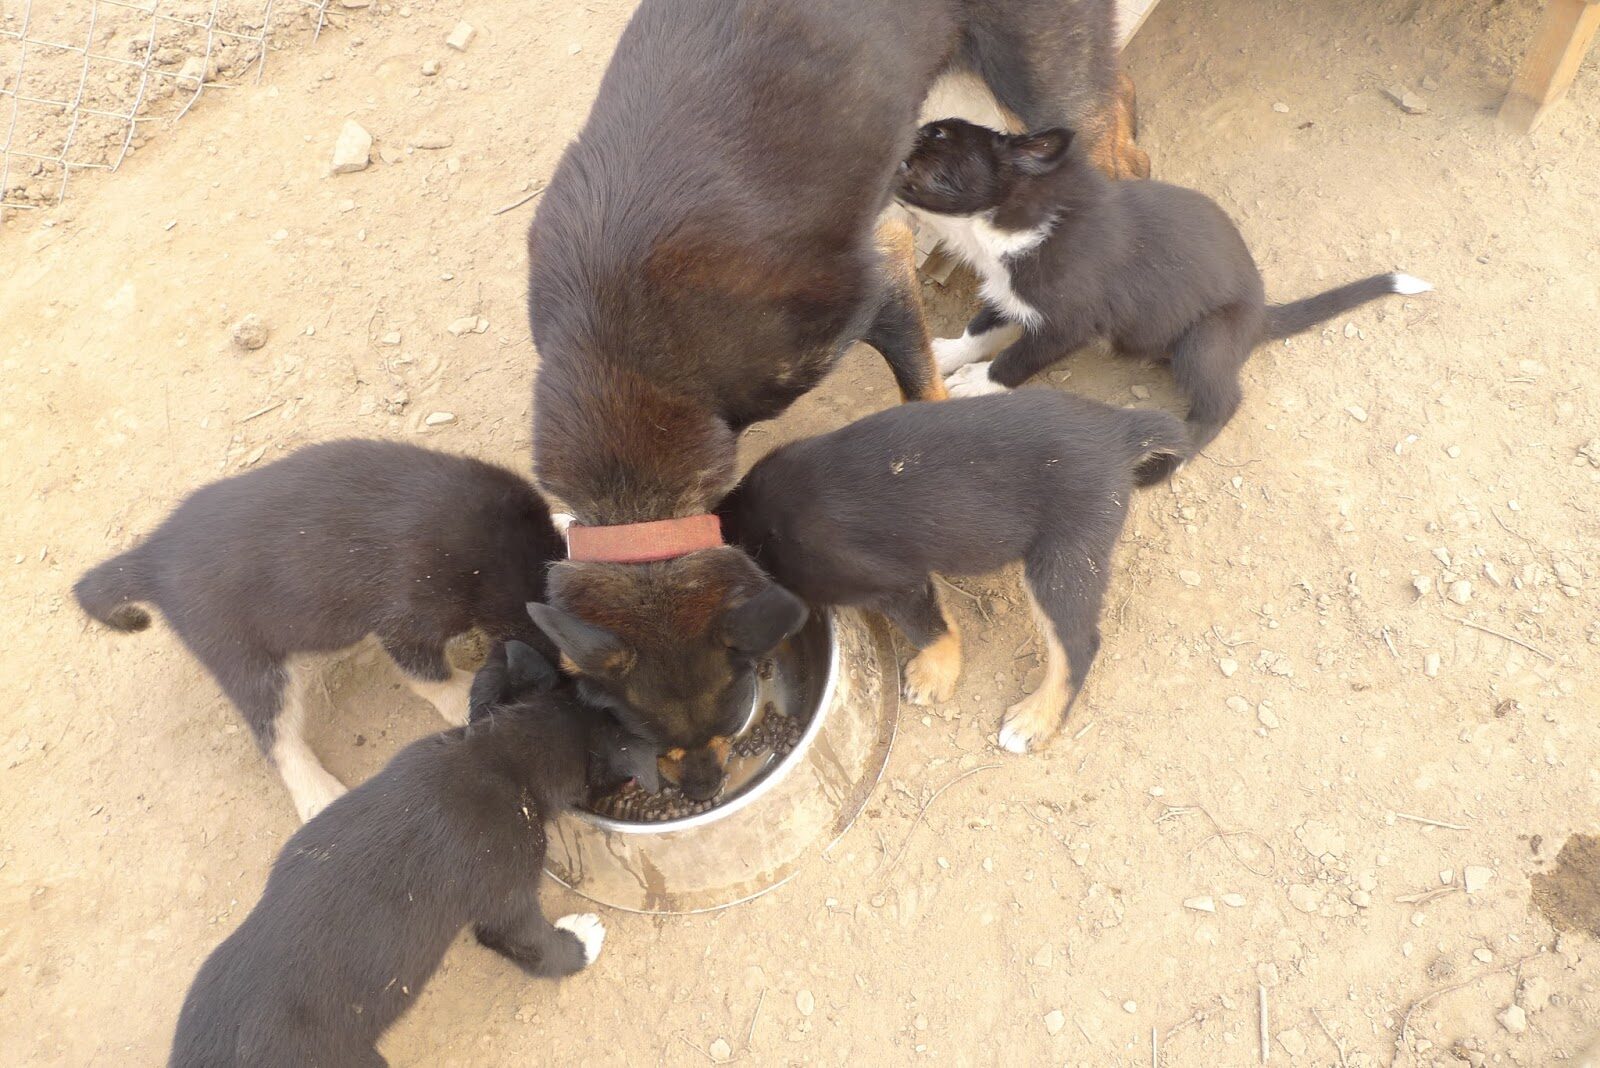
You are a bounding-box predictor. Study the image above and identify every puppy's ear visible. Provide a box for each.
[720,583,808,654]
[505,640,560,694]
[526,603,635,678]
[1008,128,1073,175]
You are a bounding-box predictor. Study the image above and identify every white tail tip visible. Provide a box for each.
[1390,273,1433,295]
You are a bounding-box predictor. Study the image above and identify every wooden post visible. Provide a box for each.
[1498,0,1600,133]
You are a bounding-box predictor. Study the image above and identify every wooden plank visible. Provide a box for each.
[1498,0,1600,133]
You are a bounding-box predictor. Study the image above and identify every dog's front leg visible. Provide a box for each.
[861,215,946,403]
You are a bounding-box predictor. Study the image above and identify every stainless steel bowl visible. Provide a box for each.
[545,607,898,913]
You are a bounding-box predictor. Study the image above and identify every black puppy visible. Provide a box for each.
[171,642,606,1068]
[896,118,1431,475]
[717,390,1187,754]
[74,439,562,820]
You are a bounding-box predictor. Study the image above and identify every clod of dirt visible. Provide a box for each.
[446,21,476,51]
[231,314,268,350]
[1043,1009,1065,1035]
[1448,580,1473,604]
[1463,865,1493,894]
[421,60,440,77]
[330,120,372,175]
[1530,833,1600,937]
[1497,1004,1527,1034]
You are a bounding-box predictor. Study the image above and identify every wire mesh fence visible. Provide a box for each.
[1,0,333,214]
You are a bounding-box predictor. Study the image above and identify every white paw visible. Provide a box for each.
[291,774,348,823]
[945,361,1009,398]
[933,335,980,374]
[554,912,606,966]
[996,692,1062,755]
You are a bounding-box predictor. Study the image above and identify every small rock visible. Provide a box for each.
[1351,890,1372,908]
[1184,896,1216,913]
[1043,1009,1065,1036]
[1122,1000,1137,1014]
[445,21,476,51]
[1179,569,1202,587]
[1483,562,1505,586]
[421,59,440,76]
[1298,820,1346,859]
[1474,948,1494,964]
[424,411,457,427]
[330,120,372,174]
[1219,658,1238,678]
[1130,384,1151,399]
[1424,652,1440,677]
[1385,86,1429,114]
[1221,893,1246,908]
[1257,703,1280,730]
[1411,911,1427,927]
[1447,580,1472,605]
[1288,885,1321,913]
[1497,1004,1526,1035]
[1346,404,1368,422]
[1553,561,1582,589]
[567,42,583,55]
[1344,322,1360,339]
[179,56,207,84]
[411,131,453,150]
[708,1037,732,1061]
[232,314,269,350]
[1412,575,1433,598]
[1463,866,1493,894]
[1272,102,1289,114]
[796,989,815,1016]
[1433,547,1453,567]
[1421,73,1440,91]
[337,198,357,213]
[1278,1029,1308,1058]
[1519,975,1552,1013]
[1440,868,1455,885]
[1032,943,1054,969]
[447,314,489,336]
[1446,444,1462,458]
[1226,696,1251,714]
[379,331,401,346]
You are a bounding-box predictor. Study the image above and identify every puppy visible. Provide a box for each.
[170,641,605,1068]
[896,118,1432,477]
[526,0,1146,801]
[74,439,562,820]
[717,390,1188,753]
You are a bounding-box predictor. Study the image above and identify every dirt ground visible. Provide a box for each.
[2,0,1597,1063]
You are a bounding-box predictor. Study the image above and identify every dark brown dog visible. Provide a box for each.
[527,0,1143,799]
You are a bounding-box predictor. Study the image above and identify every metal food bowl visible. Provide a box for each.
[545,607,898,913]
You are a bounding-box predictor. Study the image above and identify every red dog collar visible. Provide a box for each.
[564,514,723,564]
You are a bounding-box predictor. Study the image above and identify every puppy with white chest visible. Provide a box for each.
[74,439,562,821]
[717,390,1188,753]
[170,641,609,1068]
[896,118,1432,478]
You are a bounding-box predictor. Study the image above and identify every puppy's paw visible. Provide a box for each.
[289,772,348,823]
[553,913,606,967]
[933,335,982,374]
[945,362,1009,398]
[903,634,961,706]
[997,690,1063,754]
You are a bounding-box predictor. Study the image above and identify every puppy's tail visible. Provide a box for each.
[73,549,155,632]
[1126,409,1193,488]
[1264,272,1432,340]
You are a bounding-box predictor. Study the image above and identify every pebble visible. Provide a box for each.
[1497,1004,1527,1035]
[1122,1001,1137,1014]
[708,1037,732,1061]
[1385,86,1429,113]
[1412,575,1433,597]
[232,314,268,350]
[1272,101,1289,114]
[1044,1009,1065,1035]
[424,411,457,427]
[1447,580,1472,605]
[1424,652,1440,678]
[1179,569,1201,587]
[421,59,440,76]
[1553,561,1582,588]
[1184,896,1216,913]
[1421,73,1440,91]
[1257,703,1280,730]
[337,198,357,213]
[1464,866,1493,894]
[1483,562,1505,586]
[1350,890,1372,908]
[796,988,815,1016]
[1278,1029,1308,1057]
[447,315,489,336]
[1432,547,1453,567]
[411,131,453,150]
[330,120,372,174]
[1226,696,1250,714]
[1474,948,1495,964]
[1344,322,1359,339]
[445,21,476,51]
[1130,384,1151,399]
[1446,444,1462,458]
[1288,885,1320,913]
[1346,404,1368,422]
[567,42,583,55]
[1218,658,1238,678]
[1221,893,1246,908]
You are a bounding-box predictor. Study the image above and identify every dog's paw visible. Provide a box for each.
[903,635,961,706]
[933,335,982,374]
[997,690,1063,754]
[288,771,348,823]
[945,362,1009,398]
[553,913,606,967]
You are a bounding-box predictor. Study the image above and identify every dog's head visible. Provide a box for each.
[895,118,1074,216]
[527,547,807,801]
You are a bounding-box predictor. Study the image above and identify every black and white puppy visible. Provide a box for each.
[717,390,1187,753]
[896,118,1431,474]
[74,439,562,820]
[170,642,606,1068]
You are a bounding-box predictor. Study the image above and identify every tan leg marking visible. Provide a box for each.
[405,670,473,728]
[270,658,348,822]
[997,588,1070,754]
[904,594,962,706]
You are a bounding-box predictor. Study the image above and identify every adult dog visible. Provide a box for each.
[527,0,1146,799]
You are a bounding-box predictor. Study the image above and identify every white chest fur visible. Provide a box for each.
[908,209,1050,329]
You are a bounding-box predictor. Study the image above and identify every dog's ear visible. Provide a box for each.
[1008,128,1073,175]
[505,640,560,693]
[526,603,635,677]
[720,583,808,654]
